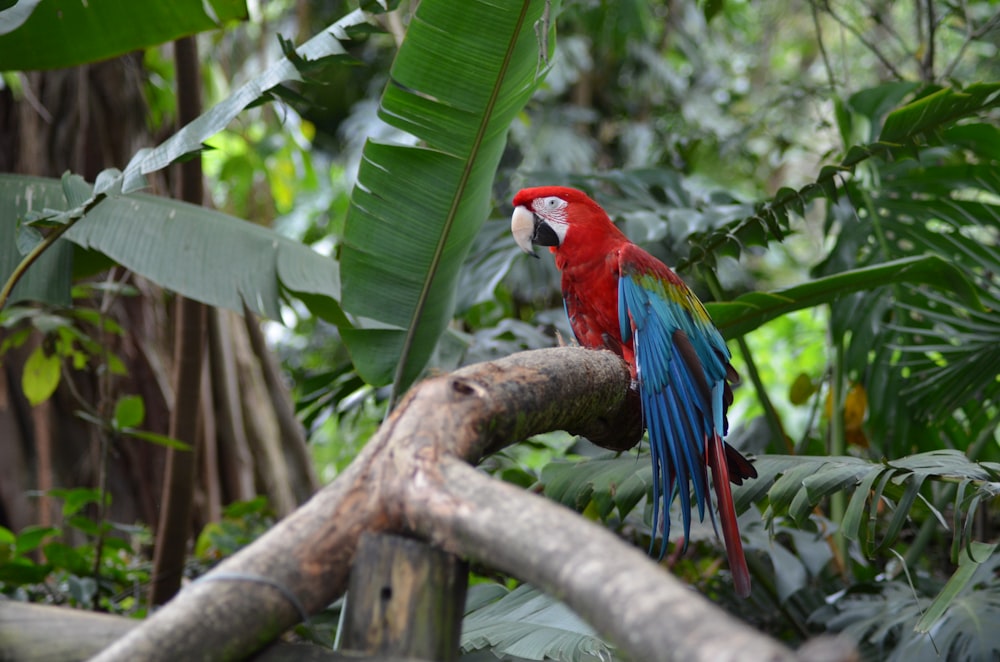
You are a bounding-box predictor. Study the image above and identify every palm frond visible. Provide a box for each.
[544,449,1000,563]
[806,114,1000,453]
[743,451,1000,557]
[682,83,1000,269]
[814,546,1000,662]
[462,583,619,662]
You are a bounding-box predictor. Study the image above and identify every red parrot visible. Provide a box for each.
[511,185,756,597]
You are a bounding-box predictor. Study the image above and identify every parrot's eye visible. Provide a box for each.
[536,196,567,213]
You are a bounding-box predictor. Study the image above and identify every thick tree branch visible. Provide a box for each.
[0,602,357,662]
[92,347,853,661]
[406,457,790,661]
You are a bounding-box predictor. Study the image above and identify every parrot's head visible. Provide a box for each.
[510,186,619,258]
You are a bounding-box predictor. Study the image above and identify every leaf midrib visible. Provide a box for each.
[389,0,536,404]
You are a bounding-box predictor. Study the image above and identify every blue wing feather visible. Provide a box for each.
[618,258,732,556]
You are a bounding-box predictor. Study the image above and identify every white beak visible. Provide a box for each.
[511,205,538,257]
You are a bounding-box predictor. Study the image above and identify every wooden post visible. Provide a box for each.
[342,532,468,661]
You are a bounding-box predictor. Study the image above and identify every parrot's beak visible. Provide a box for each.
[511,205,540,258]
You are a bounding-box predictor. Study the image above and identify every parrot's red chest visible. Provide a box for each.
[557,247,636,374]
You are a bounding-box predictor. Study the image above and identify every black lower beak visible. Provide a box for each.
[512,205,561,258]
[532,217,560,248]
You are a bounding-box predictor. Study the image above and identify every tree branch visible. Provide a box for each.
[91,347,853,661]
[407,457,790,661]
[0,601,425,662]
[817,0,905,80]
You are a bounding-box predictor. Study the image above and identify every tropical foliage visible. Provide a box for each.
[2,0,1000,660]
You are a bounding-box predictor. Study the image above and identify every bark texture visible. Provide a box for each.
[149,36,209,606]
[0,601,419,662]
[90,347,856,662]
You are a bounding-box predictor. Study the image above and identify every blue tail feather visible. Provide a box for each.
[620,269,733,559]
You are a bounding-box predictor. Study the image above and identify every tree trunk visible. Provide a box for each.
[149,34,210,607]
[0,55,170,533]
[0,51,317,558]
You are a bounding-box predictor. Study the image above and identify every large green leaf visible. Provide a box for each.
[462,583,617,662]
[338,0,556,393]
[915,541,1000,634]
[542,455,651,522]
[0,6,381,312]
[705,255,983,339]
[880,83,1000,144]
[0,174,340,320]
[0,0,249,71]
[0,174,74,306]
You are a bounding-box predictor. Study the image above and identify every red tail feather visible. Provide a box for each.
[708,432,752,598]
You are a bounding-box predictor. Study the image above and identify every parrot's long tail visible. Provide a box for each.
[708,431,752,598]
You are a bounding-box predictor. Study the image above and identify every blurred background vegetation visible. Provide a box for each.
[2,0,1000,660]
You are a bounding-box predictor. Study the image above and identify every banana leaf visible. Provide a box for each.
[338,0,558,395]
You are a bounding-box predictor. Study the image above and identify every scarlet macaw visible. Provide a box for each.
[511,185,756,597]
